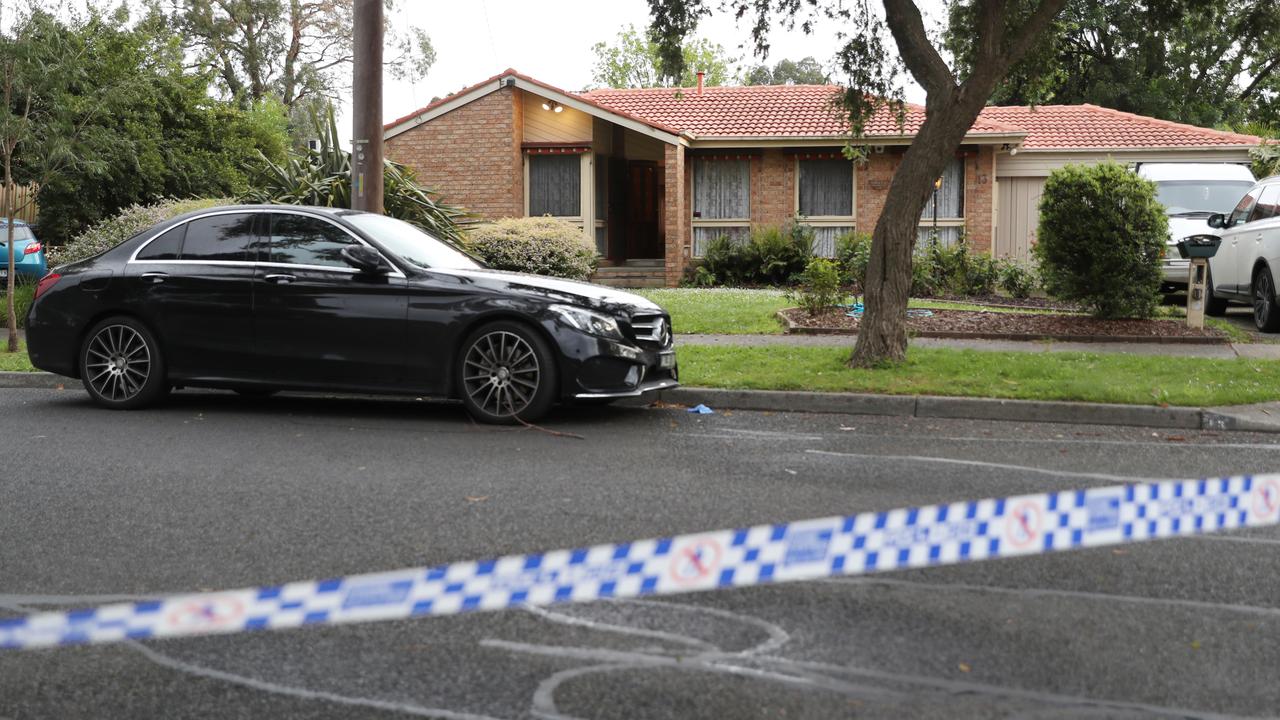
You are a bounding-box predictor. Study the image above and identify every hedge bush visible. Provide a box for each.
[49,197,236,267]
[466,217,597,280]
[696,220,814,286]
[1034,162,1166,318]
[791,257,843,316]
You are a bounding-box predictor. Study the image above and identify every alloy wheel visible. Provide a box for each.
[85,324,151,402]
[1257,273,1274,328]
[462,330,540,418]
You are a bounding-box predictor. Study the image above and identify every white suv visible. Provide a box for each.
[1207,176,1280,331]
[1136,163,1255,291]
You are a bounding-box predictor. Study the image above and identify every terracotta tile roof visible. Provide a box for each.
[384,70,1262,150]
[978,104,1261,149]
[579,84,1022,138]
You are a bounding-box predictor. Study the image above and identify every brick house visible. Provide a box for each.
[385,69,1260,287]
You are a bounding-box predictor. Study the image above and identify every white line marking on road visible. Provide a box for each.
[520,604,716,652]
[0,593,160,605]
[803,449,1163,482]
[841,433,1280,452]
[824,577,1280,617]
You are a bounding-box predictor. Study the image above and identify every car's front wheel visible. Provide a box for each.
[80,316,169,409]
[1255,267,1280,332]
[457,321,557,424]
[1205,269,1228,317]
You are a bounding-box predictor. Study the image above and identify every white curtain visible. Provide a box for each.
[693,226,749,256]
[798,159,853,217]
[920,157,964,220]
[810,226,852,258]
[694,159,750,219]
[916,226,963,248]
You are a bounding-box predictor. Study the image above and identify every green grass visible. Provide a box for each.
[0,281,34,329]
[677,344,1280,407]
[631,287,1061,335]
[0,341,35,372]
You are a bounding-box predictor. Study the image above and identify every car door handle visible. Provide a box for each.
[140,271,167,284]
[264,273,296,285]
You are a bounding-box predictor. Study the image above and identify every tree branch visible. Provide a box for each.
[882,0,954,95]
[998,0,1070,68]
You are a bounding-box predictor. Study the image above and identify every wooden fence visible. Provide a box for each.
[0,183,38,224]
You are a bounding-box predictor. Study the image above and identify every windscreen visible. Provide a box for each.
[1156,180,1254,214]
[342,213,481,270]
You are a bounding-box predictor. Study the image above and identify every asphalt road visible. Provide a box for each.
[2,388,1279,719]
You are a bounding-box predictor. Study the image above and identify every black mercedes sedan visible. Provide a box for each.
[24,205,677,423]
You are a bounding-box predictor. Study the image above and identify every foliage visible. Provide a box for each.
[998,262,1038,299]
[835,231,873,290]
[8,7,291,248]
[0,340,33,371]
[161,0,435,111]
[241,107,468,244]
[1034,162,1166,318]
[590,24,736,89]
[0,279,34,329]
[465,217,597,280]
[791,258,843,316]
[49,198,234,267]
[948,0,1280,127]
[743,57,829,85]
[695,222,813,286]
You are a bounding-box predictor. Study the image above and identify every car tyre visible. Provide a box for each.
[1205,270,1228,317]
[79,316,169,409]
[1254,267,1280,332]
[457,320,557,424]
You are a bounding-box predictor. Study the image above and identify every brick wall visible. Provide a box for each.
[663,144,688,286]
[385,86,523,220]
[751,149,795,227]
[963,146,996,253]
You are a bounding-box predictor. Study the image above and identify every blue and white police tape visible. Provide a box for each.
[3,473,1279,651]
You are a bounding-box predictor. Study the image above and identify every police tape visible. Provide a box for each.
[3,473,1279,651]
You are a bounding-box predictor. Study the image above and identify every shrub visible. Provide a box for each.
[1034,162,1166,318]
[465,217,597,280]
[835,231,872,290]
[701,234,750,286]
[49,197,236,267]
[997,260,1037,299]
[742,221,813,285]
[0,278,35,328]
[791,258,843,316]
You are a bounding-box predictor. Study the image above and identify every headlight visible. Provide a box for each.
[549,304,624,340]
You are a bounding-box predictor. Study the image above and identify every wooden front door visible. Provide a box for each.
[624,162,663,259]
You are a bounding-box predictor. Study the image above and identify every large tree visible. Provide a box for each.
[649,0,1067,366]
[743,57,829,85]
[159,0,436,110]
[591,24,737,89]
[949,0,1280,128]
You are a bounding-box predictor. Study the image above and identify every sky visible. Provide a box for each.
[367,0,945,131]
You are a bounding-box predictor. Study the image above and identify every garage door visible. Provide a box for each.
[995,176,1045,263]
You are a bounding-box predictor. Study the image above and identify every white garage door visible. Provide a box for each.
[995,176,1046,264]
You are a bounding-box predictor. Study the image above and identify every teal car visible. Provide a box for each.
[0,220,46,282]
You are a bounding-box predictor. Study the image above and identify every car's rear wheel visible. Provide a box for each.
[1254,267,1280,332]
[80,317,169,409]
[458,321,556,424]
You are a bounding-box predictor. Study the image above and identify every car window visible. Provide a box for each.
[0,226,34,242]
[268,214,362,268]
[1229,189,1261,226]
[180,213,258,262]
[1250,185,1280,223]
[136,224,185,261]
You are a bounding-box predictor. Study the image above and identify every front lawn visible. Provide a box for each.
[677,344,1280,406]
[632,288,1053,335]
[0,342,35,372]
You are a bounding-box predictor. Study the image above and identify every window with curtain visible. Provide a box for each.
[798,158,855,257]
[918,156,965,247]
[692,158,751,256]
[528,155,581,218]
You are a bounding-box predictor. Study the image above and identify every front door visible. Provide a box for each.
[624,162,662,259]
[252,212,408,388]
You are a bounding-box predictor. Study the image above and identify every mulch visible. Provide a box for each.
[779,307,1229,343]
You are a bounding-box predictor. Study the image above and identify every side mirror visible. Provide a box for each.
[1207,213,1227,230]
[340,245,388,274]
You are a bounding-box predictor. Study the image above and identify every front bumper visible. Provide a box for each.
[544,318,679,400]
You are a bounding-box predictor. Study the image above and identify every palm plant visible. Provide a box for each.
[241,106,469,243]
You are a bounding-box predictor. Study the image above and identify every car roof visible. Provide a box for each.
[1136,163,1255,183]
[163,204,372,224]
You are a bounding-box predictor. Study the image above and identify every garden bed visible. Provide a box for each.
[779,307,1230,344]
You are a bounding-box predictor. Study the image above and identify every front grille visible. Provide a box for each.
[629,313,671,348]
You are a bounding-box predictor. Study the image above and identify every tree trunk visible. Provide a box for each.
[849,97,992,368]
[5,167,16,354]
